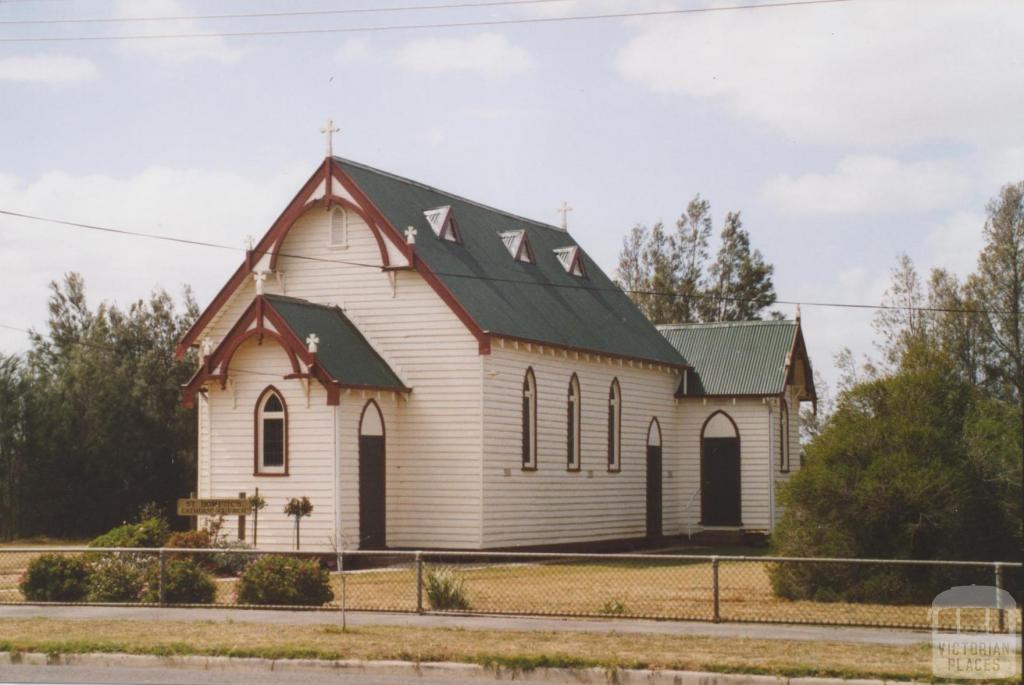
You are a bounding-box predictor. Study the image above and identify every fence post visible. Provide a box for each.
[415,551,424,614]
[711,556,720,623]
[158,549,166,606]
[994,563,1005,632]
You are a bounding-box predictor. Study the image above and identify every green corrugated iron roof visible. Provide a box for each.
[336,158,687,368]
[265,294,407,391]
[658,320,798,396]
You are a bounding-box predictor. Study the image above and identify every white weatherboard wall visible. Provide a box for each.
[481,343,680,548]
[196,204,483,549]
[205,338,336,550]
[676,398,774,532]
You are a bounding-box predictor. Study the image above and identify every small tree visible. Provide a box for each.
[284,497,313,550]
[248,491,266,547]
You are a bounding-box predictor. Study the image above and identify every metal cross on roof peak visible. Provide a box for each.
[320,118,340,158]
[557,201,573,230]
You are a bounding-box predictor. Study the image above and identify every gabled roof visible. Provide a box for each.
[335,158,687,368]
[658,320,814,398]
[265,295,406,391]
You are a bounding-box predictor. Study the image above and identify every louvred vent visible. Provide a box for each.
[499,229,535,264]
[423,205,461,243]
[553,245,586,277]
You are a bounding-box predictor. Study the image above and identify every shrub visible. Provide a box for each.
[19,554,91,602]
[210,539,255,576]
[143,559,216,604]
[90,516,170,549]
[87,556,146,602]
[424,567,470,611]
[236,555,334,606]
[599,599,627,616]
[165,530,212,549]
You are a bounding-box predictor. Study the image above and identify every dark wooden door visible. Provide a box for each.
[701,437,741,526]
[646,445,663,538]
[359,436,386,549]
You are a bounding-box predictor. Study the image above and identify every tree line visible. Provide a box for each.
[0,275,198,539]
[772,182,1022,599]
[616,195,779,323]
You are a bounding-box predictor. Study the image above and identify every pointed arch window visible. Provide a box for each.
[567,374,581,471]
[607,378,621,472]
[329,206,349,248]
[255,387,287,476]
[780,398,790,473]
[522,368,537,470]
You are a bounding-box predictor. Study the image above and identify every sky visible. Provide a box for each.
[1,0,1022,395]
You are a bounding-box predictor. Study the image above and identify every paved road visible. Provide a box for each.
[0,604,934,645]
[0,663,557,685]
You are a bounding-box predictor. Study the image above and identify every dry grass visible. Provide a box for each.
[4,551,1020,633]
[0,616,961,681]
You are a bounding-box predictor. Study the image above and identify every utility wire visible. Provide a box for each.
[1,207,1017,316]
[2,0,591,25]
[0,0,857,43]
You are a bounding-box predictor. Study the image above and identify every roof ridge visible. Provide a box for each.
[334,156,570,236]
[658,320,795,330]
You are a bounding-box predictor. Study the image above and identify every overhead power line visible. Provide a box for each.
[1,0,588,26]
[1,207,1016,316]
[0,0,857,43]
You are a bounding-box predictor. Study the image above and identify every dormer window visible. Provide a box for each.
[423,205,461,243]
[499,230,535,264]
[553,245,586,277]
[329,206,348,248]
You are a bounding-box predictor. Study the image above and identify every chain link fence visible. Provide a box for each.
[1,547,1019,632]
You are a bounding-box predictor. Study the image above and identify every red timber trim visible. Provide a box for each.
[487,332,689,372]
[181,295,340,408]
[254,385,289,477]
[783,320,817,409]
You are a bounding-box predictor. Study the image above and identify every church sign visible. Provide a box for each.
[177,498,250,517]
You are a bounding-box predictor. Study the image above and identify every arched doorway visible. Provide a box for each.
[701,411,741,526]
[359,400,386,549]
[646,418,663,538]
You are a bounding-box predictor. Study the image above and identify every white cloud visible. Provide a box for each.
[760,155,970,214]
[113,0,242,64]
[0,165,308,354]
[394,33,535,77]
[615,0,1024,146]
[0,54,98,85]
[928,211,984,276]
[335,38,372,64]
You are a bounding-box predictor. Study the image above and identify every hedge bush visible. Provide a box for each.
[143,558,216,604]
[236,556,333,606]
[89,516,169,548]
[19,554,91,602]
[87,556,146,602]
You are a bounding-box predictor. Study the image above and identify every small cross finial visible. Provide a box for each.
[200,337,214,358]
[795,303,801,322]
[405,225,418,245]
[557,201,573,230]
[306,333,320,354]
[321,118,340,158]
[253,271,267,295]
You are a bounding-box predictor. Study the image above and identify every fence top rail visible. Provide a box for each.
[0,547,1020,567]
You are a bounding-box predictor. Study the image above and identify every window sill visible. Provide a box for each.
[521,465,537,472]
[254,471,289,477]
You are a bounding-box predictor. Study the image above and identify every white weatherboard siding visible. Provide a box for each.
[678,398,774,532]
[772,386,804,526]
[196,205,483,549]
[206,338,336,550]
[481,343,680,548]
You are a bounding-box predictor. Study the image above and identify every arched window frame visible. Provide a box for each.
[566,374,581,472]
[328,206,349,248]
[254,386,288,476]
[607,378,621,472]
[522,368,537,470]
[779,398,790,473]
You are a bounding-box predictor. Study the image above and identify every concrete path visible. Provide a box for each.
[0,604,936,646]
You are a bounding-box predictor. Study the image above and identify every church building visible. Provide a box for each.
[177,148,815,551]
